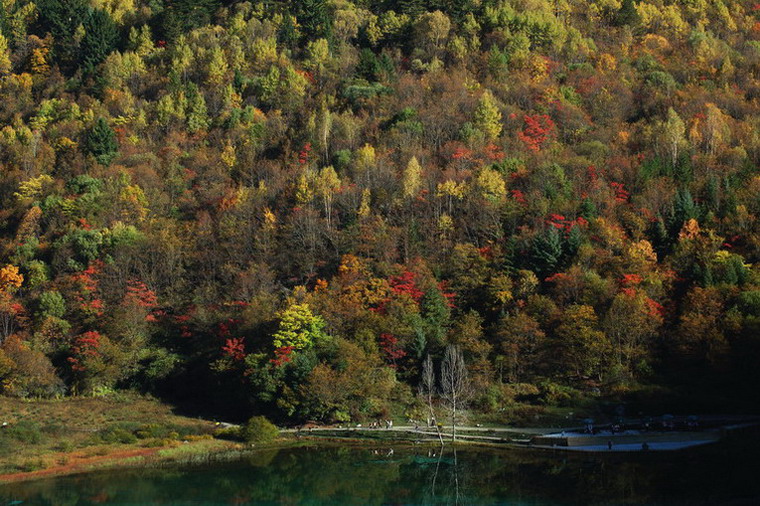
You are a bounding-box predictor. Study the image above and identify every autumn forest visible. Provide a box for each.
[1,0,759,424]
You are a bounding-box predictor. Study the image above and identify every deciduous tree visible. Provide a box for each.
[473,90,502,141]
[272,303,328,351]
[441,344,471,441]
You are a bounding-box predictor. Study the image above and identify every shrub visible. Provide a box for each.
[99,425,138,444]
[135,424,166,439]
[20,458,47,472]
[214,426,243,441]
[7,420,43,444]
[538,380,581,406]
[242,416,278,443]
[55,441,75,452]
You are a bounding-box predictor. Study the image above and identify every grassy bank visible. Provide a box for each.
[0,393,223,477]
[0,393,361,483]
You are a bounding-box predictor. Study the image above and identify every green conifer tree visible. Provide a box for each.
[85,117,118,166]
[81,9,118,74]
[293,0,332,42]
[530,227,564,277]
[36,0,89,71]
[669,188,699,237]
[616,0,640,26]
[160,0,221,41]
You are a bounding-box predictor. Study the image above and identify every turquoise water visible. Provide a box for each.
[2,440,759,505]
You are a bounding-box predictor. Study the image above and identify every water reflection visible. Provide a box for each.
[2,438,760,505]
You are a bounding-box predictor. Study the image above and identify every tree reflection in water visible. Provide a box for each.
[2,437,760,505]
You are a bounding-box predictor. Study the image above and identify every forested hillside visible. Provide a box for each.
[1,0,759,422]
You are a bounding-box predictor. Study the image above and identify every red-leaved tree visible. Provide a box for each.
[518,114,556,152]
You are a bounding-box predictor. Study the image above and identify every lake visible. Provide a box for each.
[2,437,760,505]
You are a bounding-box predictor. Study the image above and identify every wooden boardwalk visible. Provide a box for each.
[286,419,760,452]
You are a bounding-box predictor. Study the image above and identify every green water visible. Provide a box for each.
[2,440,759,505]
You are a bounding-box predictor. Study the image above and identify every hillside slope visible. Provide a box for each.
[0,0,759,422]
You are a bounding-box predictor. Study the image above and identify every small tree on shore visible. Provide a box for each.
[441,344,471,442]
[243,416,279,443]
[420,353,444,445]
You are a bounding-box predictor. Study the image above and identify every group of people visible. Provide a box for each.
[368,419,393,429]
[409,418,439,431]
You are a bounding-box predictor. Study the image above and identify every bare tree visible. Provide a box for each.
[420,354,444,445]
[440,345,471,442]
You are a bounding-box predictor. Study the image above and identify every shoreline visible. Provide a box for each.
[0,437,268,485]
[0,446,168,484]
[2,400,756,486]
[1,424,750,485]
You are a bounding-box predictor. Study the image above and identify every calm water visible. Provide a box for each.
[2,439,760,505]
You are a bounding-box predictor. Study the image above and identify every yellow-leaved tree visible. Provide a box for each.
[473,89,502,141]
[0,33,11,75]
[401,156,422,200]
[272,303,329,351]
[0,265,23,292]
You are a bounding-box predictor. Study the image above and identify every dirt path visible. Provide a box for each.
[283,425,556,435]
[0,447,165,484]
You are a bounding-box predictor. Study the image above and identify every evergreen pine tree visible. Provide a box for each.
[669,188,699,237]
[377,53,396,80]
[85,117,118,166]
[719,177,737,219]
[530,227,564,277]
[436,0,476,22]
[81,9,118,74]
[421,287,451,348]
[647,217,671,258]
[565,224,583,257]
[695,263,713,287]
[616,0,640,27]
[674,153,693,185]
[160,0,221,41]
[705,176,720,213]
[277,14,299,49]
[579,198,598,220]
[293,0,332,42]
[356,48,380,81]
[398,0,426,18]
[35,0,89,71]
[502,236,517,274]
